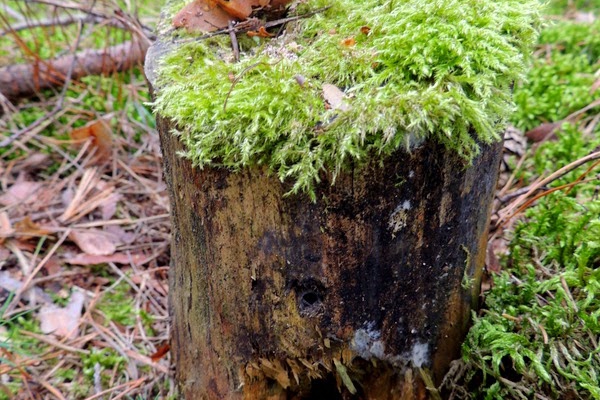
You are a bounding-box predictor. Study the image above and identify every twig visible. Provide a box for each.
[223,61,265,112]
[0,19,84,147]
[0,14,152,37]
[496,149,600,227]
[2,229,71,318]
[83,377,146,400]
[175,6,332,44]
[228,20,240,62]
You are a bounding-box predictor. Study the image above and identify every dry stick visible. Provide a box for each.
[83,378,146,400]
[501,177,597,224]
[223,61,265,112]
[564,158,600,195]
[498,98,600,200]
[175,6,332,44]
[20,331,90,355]
[228,20,240,62]
[2,229,71,318]
[0,14,149,37]
[0,20,84,148]
[496,149,600,228]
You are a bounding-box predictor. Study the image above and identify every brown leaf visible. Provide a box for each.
[38,290,85,339]
[150,343,171,362]
[70,120,113,164]
[173,0,293,32]
[172,0,233,32]
[0,180,42,207]
[525,122,559,142]
[64,252,148,266]
[0,212,13,244]
[360,26,371,35]
[14,216,52,240]
[69,229,117,256]
[215,0,255,19]
[341,37,356,47]
[247,26,274,38]
[322,83,350,111]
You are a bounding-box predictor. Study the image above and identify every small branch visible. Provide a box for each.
[228,20,239,62]
[0,14,153,37]
[495,148,600,227]
[0,39,149,101]
[175,6,332,44]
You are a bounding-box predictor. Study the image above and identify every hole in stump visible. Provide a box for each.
[301,291,320,307]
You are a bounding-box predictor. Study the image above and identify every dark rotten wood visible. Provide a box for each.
[155,111,502,398]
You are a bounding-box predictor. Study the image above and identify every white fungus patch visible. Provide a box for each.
[388,200,412,236]
[409,342,429,368]
[351,323,385,360]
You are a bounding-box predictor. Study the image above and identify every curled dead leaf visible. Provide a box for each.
[150,343,171,362]
[70,120,112,164]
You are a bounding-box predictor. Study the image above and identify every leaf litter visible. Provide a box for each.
[0,1,172,397]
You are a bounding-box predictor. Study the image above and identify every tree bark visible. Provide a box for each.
[152,104,501,398]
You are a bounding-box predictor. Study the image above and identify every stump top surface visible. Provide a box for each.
[148,0,540,198]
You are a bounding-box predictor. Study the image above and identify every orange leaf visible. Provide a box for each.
[14,216,52,240]
[70,120,112,164]
[360,26,371,35]
[247,26,274,38]
[341,37,356,47]
[173,0,232,32]
[150,343,171,362]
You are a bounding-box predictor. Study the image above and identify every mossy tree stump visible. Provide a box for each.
[147,0,539,398]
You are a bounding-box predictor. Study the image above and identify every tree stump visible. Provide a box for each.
[146,0,539,397]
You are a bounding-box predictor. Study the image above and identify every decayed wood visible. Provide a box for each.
[155,112,502,399]
[0,40,148,100]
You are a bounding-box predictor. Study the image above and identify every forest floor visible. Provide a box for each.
[0,0,599,399]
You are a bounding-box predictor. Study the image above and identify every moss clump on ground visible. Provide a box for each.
[460,166,600,398]
[455,5,600,396]
[512,19,600,131]
[152,0,540,198]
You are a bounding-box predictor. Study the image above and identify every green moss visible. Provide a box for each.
[512,20,600,131]
[153,0,541,198]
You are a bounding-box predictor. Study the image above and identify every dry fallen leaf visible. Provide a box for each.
[322,83,350,111]
[173,0,232,32]
[14,216,52,240]
[39,290,86,339]
[0,180,42,207]
[173,0,293,32]
[0,212,13,243]
[70,119,113,164]
[340,37,356,47]
[64,252,148,266]
[69,229,117,256]
[525,122,559,142]
[150,343,171,362]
